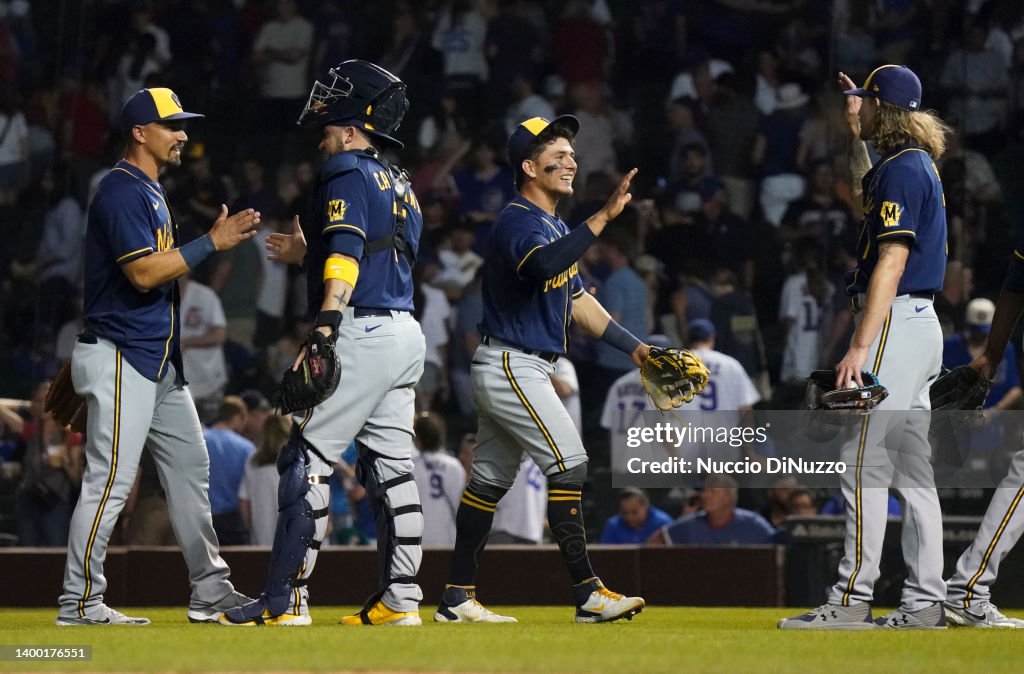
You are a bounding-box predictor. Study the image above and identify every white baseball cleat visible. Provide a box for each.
[56,605,150,626]
[945,601,1024,628]
[777,602,875,630]
[434,586,517,623]
[573,578,644,623]
[874,602,946,630]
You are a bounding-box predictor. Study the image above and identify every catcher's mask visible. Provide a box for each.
[297,59,409,149]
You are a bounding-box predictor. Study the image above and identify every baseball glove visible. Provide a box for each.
[45,362,87,433]
[272,331,341,414]
[641,346,710,411]
[804,370,888,424]
[930,365,991,412]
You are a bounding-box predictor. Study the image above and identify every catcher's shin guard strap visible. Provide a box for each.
[258,433,320,616]
[599,319,642,356]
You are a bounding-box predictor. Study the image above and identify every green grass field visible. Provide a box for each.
[2,606,1023,673]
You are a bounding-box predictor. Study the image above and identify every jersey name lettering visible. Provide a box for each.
[543,262,578,293]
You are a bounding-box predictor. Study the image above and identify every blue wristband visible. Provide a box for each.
[600,319,642,356]
[179,234,216,270]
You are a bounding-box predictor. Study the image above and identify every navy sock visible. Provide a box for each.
[547,487,595,585]
[448,487,498,587]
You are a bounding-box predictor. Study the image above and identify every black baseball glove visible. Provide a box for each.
[272,330,341,414]
[930,365,991,412]
[804,370,888,425]
[640,347,710,411]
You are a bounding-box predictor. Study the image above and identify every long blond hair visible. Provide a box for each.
[254,414,292,466]
[872,102,952,159]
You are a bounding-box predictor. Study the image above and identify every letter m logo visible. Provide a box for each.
[880,201,902,228]
[327,199,348,222]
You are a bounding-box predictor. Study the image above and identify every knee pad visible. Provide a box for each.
[547,461,587,488]
[261,432,329,616]
[466,476,509,505]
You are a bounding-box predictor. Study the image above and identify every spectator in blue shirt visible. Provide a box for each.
[600,487,673,544]
[204,395,256,544]
[648,475,776,545]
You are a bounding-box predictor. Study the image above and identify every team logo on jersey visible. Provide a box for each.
[327,199,348,222]
[156,221,174,252]
[880,201,902,227]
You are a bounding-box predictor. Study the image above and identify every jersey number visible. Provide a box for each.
[429,473,444,500]
[699,381,717,411]
[801,299,822,332]
[615,400,647,433]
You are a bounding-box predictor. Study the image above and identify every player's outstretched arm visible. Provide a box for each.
[266,215,307,264]
[122,205,260,291]
[572,292,650,366]
[972,288,1024,378]
[585,168,637,236]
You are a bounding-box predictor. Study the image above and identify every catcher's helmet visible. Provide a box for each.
[297,59,409,148]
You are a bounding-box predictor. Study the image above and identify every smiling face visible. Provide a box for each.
[523,136,577,197]
[140,120,188,168]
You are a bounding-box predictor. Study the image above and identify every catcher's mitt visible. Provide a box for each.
[641,347,710,411]
[930,365,990,412]
[272,331,341,414]
[45,362,87,433]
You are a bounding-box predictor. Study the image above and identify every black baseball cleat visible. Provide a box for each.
[573,578,645,623]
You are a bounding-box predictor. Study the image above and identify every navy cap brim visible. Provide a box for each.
[550,114,580,135]
[843,87,870,97]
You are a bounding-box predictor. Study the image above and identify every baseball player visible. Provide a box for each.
[941,250,1024,627]
[780,66,953,630]
[222,60,426,627]
[57,88,259,626]
[434,116,646,624]
[411,412,465,548]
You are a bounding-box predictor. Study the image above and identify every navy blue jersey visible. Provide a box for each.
[304,151,421,314]
[845,146,947,296]
[83,161,183,382]
[480,197,586,353]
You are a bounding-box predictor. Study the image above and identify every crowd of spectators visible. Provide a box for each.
[1,0,1023,547]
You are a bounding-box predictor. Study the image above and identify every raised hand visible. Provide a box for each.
[598,168,638,223]
[266,215,308,264]
[837,72,862,137]
[209,204,260,252]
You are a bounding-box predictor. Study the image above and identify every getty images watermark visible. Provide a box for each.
[625,421,846,476]
[610,410,1024,488]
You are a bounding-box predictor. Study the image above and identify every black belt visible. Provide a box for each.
[77,329,98,344]
[353,307,402,318]
[481,335,559,363]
